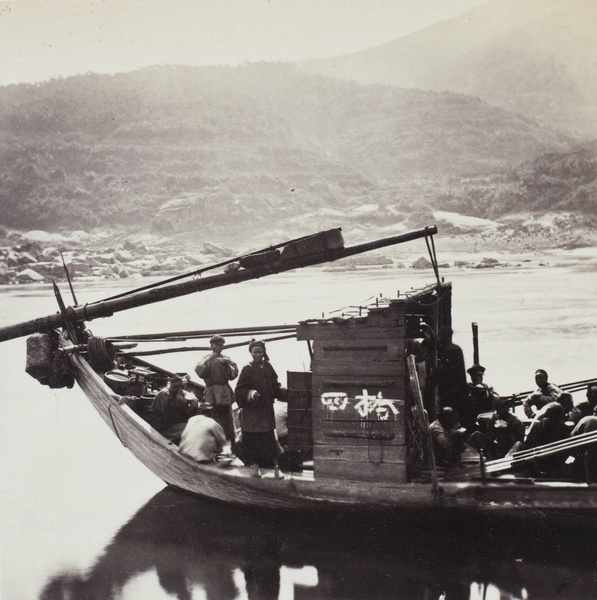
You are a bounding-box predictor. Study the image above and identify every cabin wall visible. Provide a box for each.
[297,301,408,483]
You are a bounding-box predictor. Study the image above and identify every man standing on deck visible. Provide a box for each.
[523,369,563,419]
[195,335,238,442]
[465,364,500,431]
[435,326,468,425]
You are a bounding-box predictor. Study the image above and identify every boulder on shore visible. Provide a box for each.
[411,257,433,269]
[16,268,45,282]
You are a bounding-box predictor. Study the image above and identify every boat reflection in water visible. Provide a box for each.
[40,487,597,600]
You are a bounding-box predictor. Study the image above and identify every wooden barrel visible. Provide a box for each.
[104,370,131,394]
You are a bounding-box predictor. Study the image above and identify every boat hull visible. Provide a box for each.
[72,353,597,514]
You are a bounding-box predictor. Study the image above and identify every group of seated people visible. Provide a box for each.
[430,366,597,480]
[144,334,290,477]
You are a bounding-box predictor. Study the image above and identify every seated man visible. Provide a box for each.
[179,415,226,463]
[556,392,574,414]
[468,397,525,460]
[429,406,468,468]
[568,384,597,426]
[151,375,198,443]
[523,369,563,419]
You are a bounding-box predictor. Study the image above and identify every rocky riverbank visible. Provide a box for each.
[0,228,558,286]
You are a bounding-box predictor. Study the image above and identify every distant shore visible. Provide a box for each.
[2,227,595,286]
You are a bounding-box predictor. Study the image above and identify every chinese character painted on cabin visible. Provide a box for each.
[320,392,349,411]
[354,390,399,419]
[374,399,399,420]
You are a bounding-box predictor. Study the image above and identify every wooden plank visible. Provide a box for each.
[313,426,401,445]
[314,442,407,464]
[297,324,404,341]
[366,308,406,328]
[317,409,402,424]
[314,457,407,482]
[314,421,405,445]
[287,371,312,391]
[288,425,312,440]
[314,338,404,360]
[288,435,312,451]
[312,359,403,377]
[287,389,311,410]
[313,425,405,446]
[288,442,312,453]
[288,407,312,426]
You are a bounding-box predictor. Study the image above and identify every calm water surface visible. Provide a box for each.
[1,251,597,599]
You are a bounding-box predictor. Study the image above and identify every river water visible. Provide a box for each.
[1,249,597,600]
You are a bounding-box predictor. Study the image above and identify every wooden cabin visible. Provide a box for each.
[289,282,453,483]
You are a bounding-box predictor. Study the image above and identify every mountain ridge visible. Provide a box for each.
[298,0,596,137]
[0,63,594,249]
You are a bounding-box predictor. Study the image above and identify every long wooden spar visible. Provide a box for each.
[0,225,437,343]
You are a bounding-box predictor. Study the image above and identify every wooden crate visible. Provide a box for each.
[297,298,409,482]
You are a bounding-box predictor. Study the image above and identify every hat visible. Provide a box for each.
[248,339,265,352]
[467,365,486,376]
[248,339,269,360]
[210,335,225,345]
[168,375,184,385]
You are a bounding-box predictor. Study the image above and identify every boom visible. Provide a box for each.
[0,225,437,342]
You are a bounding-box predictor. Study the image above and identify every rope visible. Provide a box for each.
[425,233,441,286]
[87,336,116,370]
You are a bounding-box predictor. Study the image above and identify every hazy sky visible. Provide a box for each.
[0,0,489,86]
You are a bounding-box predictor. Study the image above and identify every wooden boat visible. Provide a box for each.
[2,225,597,514]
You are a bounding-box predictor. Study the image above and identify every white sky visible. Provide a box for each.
[0,0,489,86]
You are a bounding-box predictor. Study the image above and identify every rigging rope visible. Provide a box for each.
[425,233,441,286]
[118,333,297,357]
[108,323,298,342]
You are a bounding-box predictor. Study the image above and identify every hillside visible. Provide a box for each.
[1,62,590,249]
[299,0,597,138]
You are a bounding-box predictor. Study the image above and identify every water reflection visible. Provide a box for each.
[40,487,597,600]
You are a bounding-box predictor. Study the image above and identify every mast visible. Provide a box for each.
[0,225,437,342]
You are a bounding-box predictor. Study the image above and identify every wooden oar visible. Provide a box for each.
[478,430,597,474]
